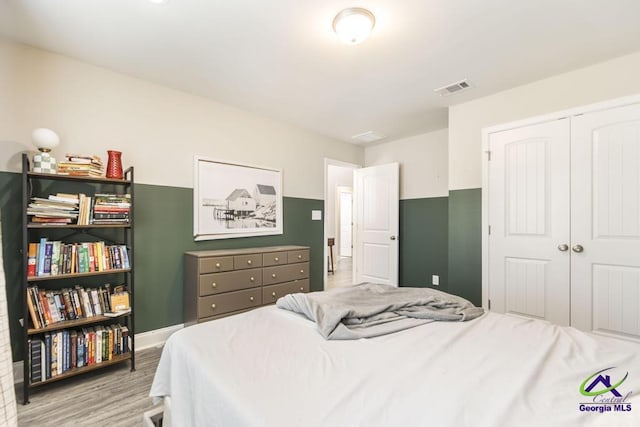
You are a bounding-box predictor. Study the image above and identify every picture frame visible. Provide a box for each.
[193,156,283,241]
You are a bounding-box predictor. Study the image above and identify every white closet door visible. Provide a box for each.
[571,103,640,340]
[488,119,571,325]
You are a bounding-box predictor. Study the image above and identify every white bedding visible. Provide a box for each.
[150,306,640,427]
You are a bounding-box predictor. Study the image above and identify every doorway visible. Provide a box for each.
[337,186,353,257]
[324,159,359,290]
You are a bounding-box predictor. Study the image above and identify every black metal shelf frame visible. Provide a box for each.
[20,153,136,404]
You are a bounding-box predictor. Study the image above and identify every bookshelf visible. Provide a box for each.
[20,153,136,404]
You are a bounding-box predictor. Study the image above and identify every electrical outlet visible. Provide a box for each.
[432,275,439,286]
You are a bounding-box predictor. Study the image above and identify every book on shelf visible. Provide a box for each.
[50,241,61,275]
[27,284,129,329]
[28,191,131,226]
[26,288,41,329]
[29,324,130,381]
[51,332,59,377]
[44,333,52,379]
[27,238,130,277]
[36,238,47,276]
[103,308,131,318]
[56,154,104,177]
[27,243,37,276]
[92,194,131,224]
[28,194,79,224]
[42,242,53,275]
[29,338,43,384]
[37,289,53,326]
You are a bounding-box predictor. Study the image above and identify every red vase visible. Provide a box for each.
[106,150,123,179]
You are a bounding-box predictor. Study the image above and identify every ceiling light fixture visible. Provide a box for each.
[148,0,169,4]
[333,8,376,45]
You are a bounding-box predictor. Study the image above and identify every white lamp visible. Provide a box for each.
[333,7,376,45]
[31,128,60,174]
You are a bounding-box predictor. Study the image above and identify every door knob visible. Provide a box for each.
[390,235,397,241]
[572,244,584,253]
[557,244,568,252]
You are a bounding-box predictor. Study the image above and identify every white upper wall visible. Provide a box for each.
[0,39,363,199]
[449,50,640,190]
[364,129,448,199]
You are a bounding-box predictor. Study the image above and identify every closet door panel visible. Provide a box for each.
[571,102,640,340]
[488,119,571,325]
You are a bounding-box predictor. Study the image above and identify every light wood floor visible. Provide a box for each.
[327,256,353,289]
[17,346,162,427]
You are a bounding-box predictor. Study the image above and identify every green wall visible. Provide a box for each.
[134,184,324,332]
[0,171,323,361]
[1,168,484,362]
[399,197,448,291]
[447,188,482,306]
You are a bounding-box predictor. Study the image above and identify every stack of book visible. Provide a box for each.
[28,238,131,277]
[28,324,130,383]
[56,154,104,177]
[92,194,131,224]
[26,284,128,329]
[27,194,79,225]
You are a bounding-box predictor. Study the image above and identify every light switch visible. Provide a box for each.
[311,210,322,221]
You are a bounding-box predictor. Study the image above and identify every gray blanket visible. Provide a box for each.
[276,282,485,340]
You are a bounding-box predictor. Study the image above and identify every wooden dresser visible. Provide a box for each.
[184,245,310,324]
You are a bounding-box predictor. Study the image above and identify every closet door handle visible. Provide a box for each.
[557,244,568,252]
[572,244,584,253]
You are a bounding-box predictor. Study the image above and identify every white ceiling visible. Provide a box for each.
[2,0,640,144]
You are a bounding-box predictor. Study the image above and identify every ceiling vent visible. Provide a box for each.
[434,79,472,96]
[351,131,386,144]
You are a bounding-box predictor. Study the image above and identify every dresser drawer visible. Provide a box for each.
[288,249,309,264]
[199,256,234,274]
[263,251,288,267]
[234,254,262,270]
[263,279,310,304]
[199,288,262,318]
[263,262,309,285]
[199,268,262,296]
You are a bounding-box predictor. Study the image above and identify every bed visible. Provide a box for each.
[150,285,640,426]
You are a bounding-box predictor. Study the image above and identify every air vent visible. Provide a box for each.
[434,79,472,96]
[351,131,386,144]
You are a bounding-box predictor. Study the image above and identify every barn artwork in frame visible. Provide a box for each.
[193,156,283,241]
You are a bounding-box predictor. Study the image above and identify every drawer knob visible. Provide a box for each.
[274,257,279,262]
[298,254,302,259]
[250,296,254,302]
[272,292,276,297]
[247,259,252,265]
[215,263,221,268]
[211,303,216,309]
[300,269,304,274]
[211,283,217,288]
[272,273,277,278]
[250,276,255,282]
[300,287,304,291]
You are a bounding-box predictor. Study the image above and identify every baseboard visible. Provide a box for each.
[13,323,184,385]
[135,323,184,351]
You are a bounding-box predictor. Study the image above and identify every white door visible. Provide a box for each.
[571,103,640,340]
[354,163,399,285]
[488,119,571,325]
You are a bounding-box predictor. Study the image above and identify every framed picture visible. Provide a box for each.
[193,156,283,241]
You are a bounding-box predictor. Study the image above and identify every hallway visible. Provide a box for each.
[326,256,353,289]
